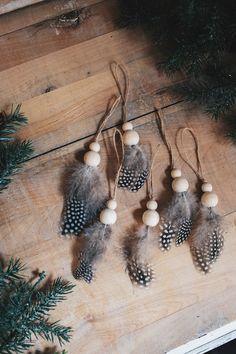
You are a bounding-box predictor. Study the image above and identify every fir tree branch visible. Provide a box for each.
[0,140,33,191]
[31,320,72,346]
[0,259,75,353]
[0,105,28,142]
[0,258,25,288]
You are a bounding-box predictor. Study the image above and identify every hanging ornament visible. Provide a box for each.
[60,96,120,237]
[111,62,149,192]
[73,129,123,283]
[155,110,197,251]
[176,128,224,273]
[124,152,159,287]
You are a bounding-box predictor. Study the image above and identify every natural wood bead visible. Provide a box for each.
[201,192,218,208]
[100,208,117,225]
[89,141,100,152]
[201,183,213,192]
[122,122,133,131]
[172,177,189,192]
[146,200,158,210]
[142,210,160,227]
[84,151,101,167]
[171,168,182,178]
[106,199,117,210]
[123,130,139,146]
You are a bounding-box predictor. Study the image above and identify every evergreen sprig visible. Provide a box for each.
[0,258,75,354]
[0,105,33,191]
[0,140,33,190]
[119,0,236,141]
[0,105,28,142]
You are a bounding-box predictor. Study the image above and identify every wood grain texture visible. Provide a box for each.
[0,0,45,15]
[1,104,236,353]
[0,0,104,36]
[0,0,119,71]
[0,28,181,155]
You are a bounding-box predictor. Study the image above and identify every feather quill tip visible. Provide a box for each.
[73,257,93,283]
[127,259,154,287]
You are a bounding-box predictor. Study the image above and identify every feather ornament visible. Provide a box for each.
[124,225,154,287]
[159,183,198,251]
[110,61,150,193]
[73,221,112,282]
[60,96,120,237]
[190,201,224,274]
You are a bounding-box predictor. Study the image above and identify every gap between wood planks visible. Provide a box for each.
[24,99,183,162]
[0,0,105,37]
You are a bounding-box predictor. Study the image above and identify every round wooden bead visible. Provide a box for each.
[89,141,100,152]
[107,199,117,210]
[122,122,133,131]
[100,208,117,225]
[172,177,189,192]
[84,151,101,167]
[201,183,213,192]
[201,192,218,208]
[171,168,182,178]
[142,210,160,227]
[123,130,139,146]
[146,200,158,210]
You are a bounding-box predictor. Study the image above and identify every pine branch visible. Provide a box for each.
[0,105,28,142]
[31,278,75,318]
[0,259,75,354]
[31,320,72,346]
[0,258,25,288]
[0,140,33,191]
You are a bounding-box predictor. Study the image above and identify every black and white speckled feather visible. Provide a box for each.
[73,221,111,282]
[124,225,154,287]
[190,207,224,274]
[158,192,197,250]
[118,145,149,192]
[61,163,106,236]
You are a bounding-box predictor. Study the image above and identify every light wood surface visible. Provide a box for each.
[0,0,46,15]
[0,1,235,353]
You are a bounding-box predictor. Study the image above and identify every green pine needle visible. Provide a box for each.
[0,140,33,191]
[0,258,75,354]
[0,105,28,142]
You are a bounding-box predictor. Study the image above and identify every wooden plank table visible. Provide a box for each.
[0,1,236,353]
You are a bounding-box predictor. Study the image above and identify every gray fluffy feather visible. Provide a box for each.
[190,207,224,273]
[61,162,106,236]
[74,221,111,283]
[118,145,149,192]
[124,225,154,287]
[123,145,149,172]
[67,162,106,219]
[159,191,198,250]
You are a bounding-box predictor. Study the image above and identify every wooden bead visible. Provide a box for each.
[122,122,133,131]
[201,183,213,192]
[123,130,139,146]
[106,199,117,210]
[201,192,218,208]
[171,168,182,178]
[84,151,101,167]
[100,208,117,225]
[89,141,100,152]
[142,210,160,227]
[172,177,189,192]
[146,200,158,210]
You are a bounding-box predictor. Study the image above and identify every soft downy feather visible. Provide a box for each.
[73,221,112,283]
[61,163,106,236]
[118,145,149,192]
[190,207,224,274]
[124,225,154,287]
[159,191,198,250]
